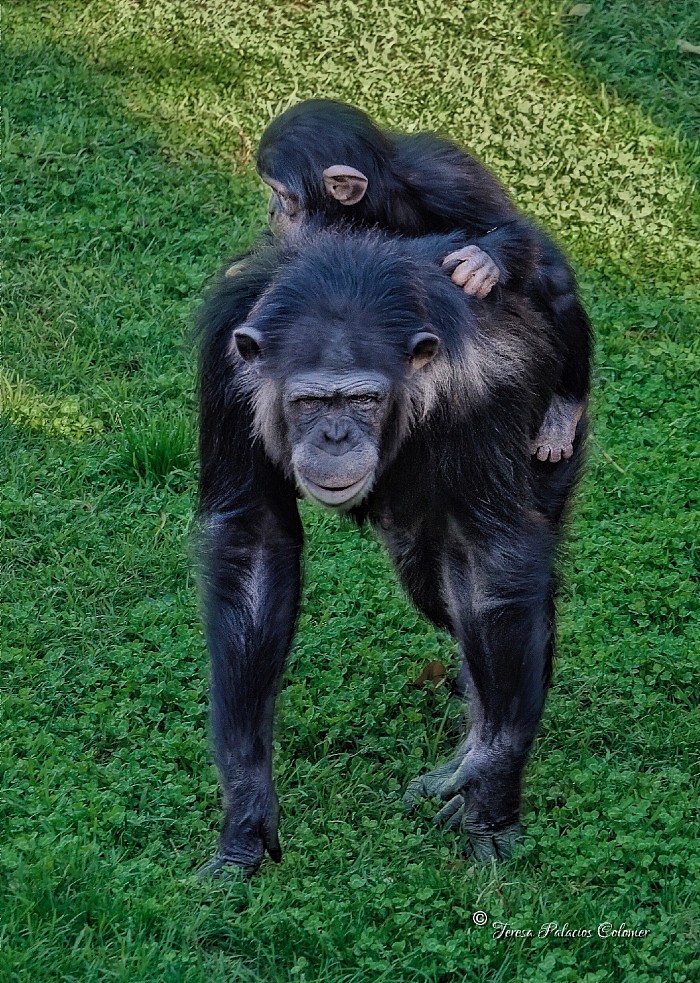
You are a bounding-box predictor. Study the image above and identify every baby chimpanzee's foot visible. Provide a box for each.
[531,396,584,463]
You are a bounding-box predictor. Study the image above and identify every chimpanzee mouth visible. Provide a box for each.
[298,472,373,508]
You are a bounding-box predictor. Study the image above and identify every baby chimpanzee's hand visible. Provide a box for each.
[442,245,500,299]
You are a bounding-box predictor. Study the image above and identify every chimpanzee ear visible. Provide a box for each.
[260,174,290,196]
[232,326,264,363]
[322,165,369,205]
[408,332,440,374]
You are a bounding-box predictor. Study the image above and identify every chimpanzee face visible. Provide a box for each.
[232,329,439,511]
[283,370,390,508]
[262,176,303,239]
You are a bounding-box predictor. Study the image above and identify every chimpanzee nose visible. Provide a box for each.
[323,418,350,446]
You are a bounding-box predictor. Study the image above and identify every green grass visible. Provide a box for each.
[1,2,699,981]
[564,0,700,159]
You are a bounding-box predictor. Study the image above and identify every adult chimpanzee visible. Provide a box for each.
[196,223,588,875]
[255,99,592,464]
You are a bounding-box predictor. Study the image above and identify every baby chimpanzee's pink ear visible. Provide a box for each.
[322,165,369,205]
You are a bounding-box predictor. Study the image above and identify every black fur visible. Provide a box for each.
[257,99,592,408]
[196,227,588,872]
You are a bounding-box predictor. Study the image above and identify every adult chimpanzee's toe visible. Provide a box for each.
[434,795,465,831]
[403,741,471,812]
[462,822,522,862]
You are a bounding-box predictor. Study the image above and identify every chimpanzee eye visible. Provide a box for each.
[278,192,300,218]
[349,395,379,406]
[295,397,323,411]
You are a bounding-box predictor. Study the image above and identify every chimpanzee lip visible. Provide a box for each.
[299,472,372,507]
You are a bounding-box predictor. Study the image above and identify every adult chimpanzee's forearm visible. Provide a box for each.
[202,505,303,869]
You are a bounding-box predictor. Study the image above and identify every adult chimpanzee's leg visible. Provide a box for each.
[198,497,303,876]
[404,516,556,860]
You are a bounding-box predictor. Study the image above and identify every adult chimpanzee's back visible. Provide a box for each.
[256,99,592,464]
[195,227,588,877]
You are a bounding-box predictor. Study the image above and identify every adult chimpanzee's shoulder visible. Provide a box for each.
[195,234,288,506]
[196,234,281,355]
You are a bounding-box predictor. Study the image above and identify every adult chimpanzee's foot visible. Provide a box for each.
[436,799,521,860]
[196,851,253,879]
[404,741,522,861]
[403,740,471,808]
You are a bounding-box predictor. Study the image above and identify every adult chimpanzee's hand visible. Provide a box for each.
[197,775,281,878]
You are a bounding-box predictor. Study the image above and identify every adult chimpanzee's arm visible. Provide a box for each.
[200,454,302,873]
[197,255,303,874]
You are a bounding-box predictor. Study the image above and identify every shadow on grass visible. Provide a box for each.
[2,41,256,485]
[563,0,700,172]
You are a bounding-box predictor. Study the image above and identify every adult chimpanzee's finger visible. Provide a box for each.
[434,795,464,830]
[264,826,282,863]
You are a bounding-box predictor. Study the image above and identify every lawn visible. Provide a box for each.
[1,2,699,981]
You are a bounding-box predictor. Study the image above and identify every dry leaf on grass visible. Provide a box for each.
[412,660,447,688]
